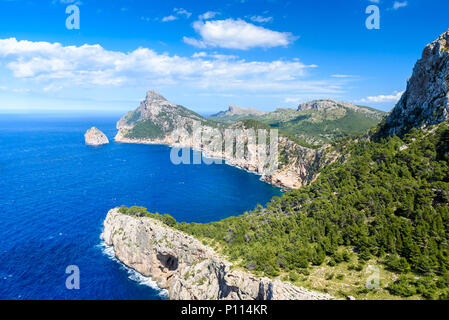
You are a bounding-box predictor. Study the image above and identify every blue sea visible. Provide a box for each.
[0,114,282,300]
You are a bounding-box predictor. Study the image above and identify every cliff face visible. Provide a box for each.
[380,30,449,136]
[116,90,205,139]
[84,127,109,146]
[102,208,335,300]
[115,91,336,189]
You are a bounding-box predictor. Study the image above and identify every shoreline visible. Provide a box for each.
[98,239,169,299]
[102,208,336,300]
[114,133,297,190]
[107,133,292,298]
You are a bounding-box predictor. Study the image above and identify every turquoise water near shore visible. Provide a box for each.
[0,114,281,300]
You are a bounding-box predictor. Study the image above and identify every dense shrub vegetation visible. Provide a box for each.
[124,120,164,139]
[174,122,449,299]
[118,205,176,227]
[119,121,449,299]
[210,104,385,146]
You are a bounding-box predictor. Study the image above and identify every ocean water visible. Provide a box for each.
[0,114,282,300]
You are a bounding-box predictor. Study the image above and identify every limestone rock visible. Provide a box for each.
[115,90,338,189]
[380,29,449,136]
[102,208,335,301]
[84,127,109,146]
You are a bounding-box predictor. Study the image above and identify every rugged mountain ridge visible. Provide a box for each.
[115,92,340,189]
[297,99,379,115]
[378,30,449,137]
[102,208,335,300]
[211,105,266,118]
[210,99,385,145]
[116,90,207,142]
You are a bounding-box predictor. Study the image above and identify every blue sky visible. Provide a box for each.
[0,0,448,114]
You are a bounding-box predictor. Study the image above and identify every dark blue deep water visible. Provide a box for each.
[0,114,282,300]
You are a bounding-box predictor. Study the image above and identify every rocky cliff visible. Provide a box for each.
[102,208,335,300]
[84,127,109,146]
[379,29,449,136]
[115,91,338,189]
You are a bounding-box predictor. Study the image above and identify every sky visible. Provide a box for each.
[0,0,448,115]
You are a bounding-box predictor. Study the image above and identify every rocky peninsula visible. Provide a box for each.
[114,91,341,189]
[102,208,335,300]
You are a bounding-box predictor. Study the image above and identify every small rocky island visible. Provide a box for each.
[84,127,109,146]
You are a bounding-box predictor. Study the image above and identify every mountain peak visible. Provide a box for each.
[212,105,265,118]
[145,90,168,103]
[298,99,362,112]
[228,104,243,113]
[378,29,449,137]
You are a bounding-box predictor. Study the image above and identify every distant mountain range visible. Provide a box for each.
[113,91,383,188]
[209,100,385,145]
[211,105,266,118]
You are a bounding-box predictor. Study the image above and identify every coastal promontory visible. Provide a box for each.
[102,208,335,300]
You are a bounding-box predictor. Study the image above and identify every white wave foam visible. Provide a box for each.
[97,241,168,299]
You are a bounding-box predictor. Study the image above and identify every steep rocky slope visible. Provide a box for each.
[115,91,339,189]
[378,30,449,137]
[102,208,335,300]
[116,90,210,143]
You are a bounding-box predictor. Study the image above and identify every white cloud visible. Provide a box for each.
[0,38,347,97]
[183,19,297,50]
[192,51,238,60]
[160,8,192,22]
[393,1,408,10]
[183,37,208,49]
[359,91,404,103]
[284,97,303,104]
[162,15,177,22]
[199,11,220,20]
[192,52,208,58]
[174,8,192,18]
[249,16,273,23]
[331,74,355,78]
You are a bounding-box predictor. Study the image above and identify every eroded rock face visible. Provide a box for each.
[102,209,335,300]
[115,90,338,189]
[84,127,109,146]
[381,29,449,136]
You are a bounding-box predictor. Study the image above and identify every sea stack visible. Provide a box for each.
[84,127,109,146]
